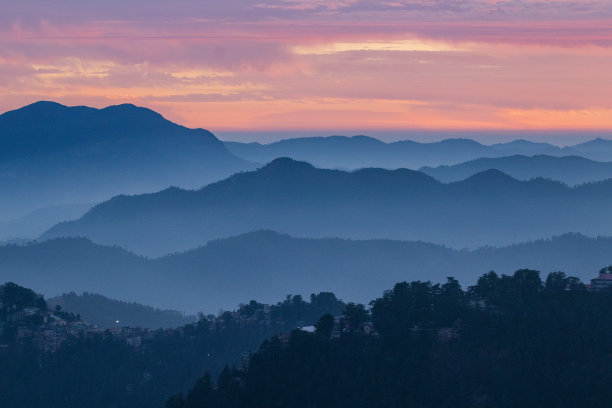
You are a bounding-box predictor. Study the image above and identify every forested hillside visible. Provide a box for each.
[170,270,612,408]
[0,284,345,408]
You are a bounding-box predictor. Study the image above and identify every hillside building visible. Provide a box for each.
[590,269,612,291]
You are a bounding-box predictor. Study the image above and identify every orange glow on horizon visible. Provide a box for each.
[2,2,612,133]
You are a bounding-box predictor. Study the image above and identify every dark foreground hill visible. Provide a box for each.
[42,158,612,256]
[0,101,252,220]
[0,282,345,408]
[420,154,612,185]
[3,231,611,312]
[172,270,612,408]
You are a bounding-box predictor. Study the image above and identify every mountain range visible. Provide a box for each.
[3,231,610,313]
[0,101,252,220]
[225,135,612,170]
[3,101,612,229]
[420,154,612,185]
[41,158,612,256]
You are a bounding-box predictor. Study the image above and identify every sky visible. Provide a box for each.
[2,0,612,138]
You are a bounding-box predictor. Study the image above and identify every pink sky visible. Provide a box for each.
[2,0,612,134]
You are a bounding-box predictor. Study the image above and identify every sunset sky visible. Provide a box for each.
[2,0,612,137]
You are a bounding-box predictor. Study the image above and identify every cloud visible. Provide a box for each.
[292,39,464,54]
[1,0,612,131]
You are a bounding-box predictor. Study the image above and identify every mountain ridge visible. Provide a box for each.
[420,154,612,185]
[224,134,601,169]
[41,158,612,256]
[4,231,612,313]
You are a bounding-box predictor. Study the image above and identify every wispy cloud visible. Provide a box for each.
[1,0,612,131]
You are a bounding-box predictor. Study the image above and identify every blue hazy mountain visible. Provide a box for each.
[490,139,568,153]
[224,135,584,170]
[2,231,611,313]
[420,155,612,185]
[571,138,612,161]
[41,158,612,256]
[0,101,253,219]
[0,203,92,240]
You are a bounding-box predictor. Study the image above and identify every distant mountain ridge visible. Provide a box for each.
[2,231,611,313]
[224,135,606,170]
[571,138,612,161]
[0,203,92,241]
[420,155,612,185]
[0,101,253,219]
[42,158,612,256]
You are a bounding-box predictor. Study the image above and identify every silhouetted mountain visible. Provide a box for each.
[4,231,612,312]
[42,158,612,255]
[420,155,612,185]
[47,292,196,329]
[0,101,253,218]
[225,135,583,170]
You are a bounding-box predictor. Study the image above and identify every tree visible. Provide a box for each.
[545,271,570,291]
[238,300,265,318]
[166,394,184,408]
[315,314,334,338]
[343,303,368,330]
[434,277,467,325]
[469,271,501,306]
[185,373,214,407]
[599,265,612,274]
